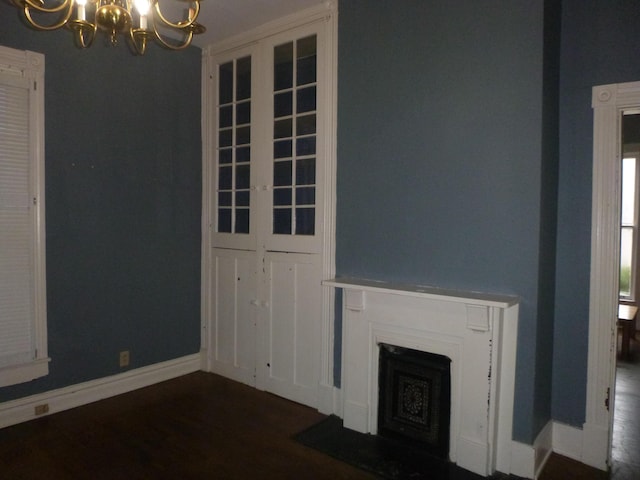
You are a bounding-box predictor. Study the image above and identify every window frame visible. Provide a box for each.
[0,45,49,387]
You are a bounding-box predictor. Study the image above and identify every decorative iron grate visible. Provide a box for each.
[378,344,451,459]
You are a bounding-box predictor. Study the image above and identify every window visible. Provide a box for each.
[620,155,638,300]
[0,45,48,387]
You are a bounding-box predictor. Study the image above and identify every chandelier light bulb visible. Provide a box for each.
[75,0,87,21]
[133,0,150,29]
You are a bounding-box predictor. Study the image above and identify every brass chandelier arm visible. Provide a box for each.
[130,28,152,55]
[19,0,74,31]
[152,28,194,51]
[15,0,71,14]
[68,19,97,48]
[152,0,198,29]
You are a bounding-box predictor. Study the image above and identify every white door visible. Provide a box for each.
[204,17,333,409]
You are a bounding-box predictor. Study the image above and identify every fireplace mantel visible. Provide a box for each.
[324,278,519,477]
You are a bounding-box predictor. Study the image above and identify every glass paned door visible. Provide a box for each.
[272,35,318,238]
[217,56,252,236]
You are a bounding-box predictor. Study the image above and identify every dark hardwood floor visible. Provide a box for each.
[0,372,375,479]
[0,370,617,479]
[611,333,640,480]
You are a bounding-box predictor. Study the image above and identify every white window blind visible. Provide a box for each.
[0,45,48,387]
[0,74,33,368]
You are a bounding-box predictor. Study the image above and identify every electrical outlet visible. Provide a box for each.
[34,404,49,416]
[119,350,130,368]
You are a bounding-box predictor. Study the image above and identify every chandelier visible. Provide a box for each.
[11,0,206,55]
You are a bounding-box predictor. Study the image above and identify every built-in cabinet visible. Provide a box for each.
[201,7,337,410]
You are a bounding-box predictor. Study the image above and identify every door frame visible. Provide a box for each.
[200,1,339,414]
[584,80,640,469]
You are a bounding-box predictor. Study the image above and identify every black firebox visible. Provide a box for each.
[378,343,451,460]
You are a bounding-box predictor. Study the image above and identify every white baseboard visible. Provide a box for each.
[317,383,342,416]
[511,421,609,479]
[510,420,552,479]
[0,353,201,429]
[581,421,609,470]
[552,422,584,461]
[510,440,536,478]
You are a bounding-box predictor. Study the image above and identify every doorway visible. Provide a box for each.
[586,81,640,471]
[610,113,640,476]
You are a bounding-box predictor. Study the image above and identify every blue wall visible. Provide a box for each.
[0,4,202,402]
[336,0,554,443]
[553,0,640,426]
[5,0,640,449]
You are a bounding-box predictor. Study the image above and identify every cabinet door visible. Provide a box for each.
[256,251,321,407]
[209,248,257,387]
[264,28,324,255]
[211,47,257,252]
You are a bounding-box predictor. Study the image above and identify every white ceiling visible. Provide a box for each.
[187,0,325,47]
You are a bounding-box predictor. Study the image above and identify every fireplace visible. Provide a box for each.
[378,344,451,459]
[325,278,519,477]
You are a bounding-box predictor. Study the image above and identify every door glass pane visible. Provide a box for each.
[274,92,293,118]
[296,158,316,185]
[296,136,316,156]
[296,36,317,86]
[273,188,292,206]
[274,119,292,139]
[296,86,316,114]
[274,140,292,159]
[236,56,251,101]
[274,209,292,234]
[218,209,232,233]
[297,114,316,135]
[219,105,233,128]
[236,126,251,146]
[217,56,252,235]
[273,161,292,186]
[219,62,233,104]
[272,35,317,236]
[236,191,250,207]
[296,187,315,205]
[218,192,232,206]
[295,208,315,235]
[274,42,293,91]
[621,226,633,297]
[236,101,251,125]
[236,209,250,234]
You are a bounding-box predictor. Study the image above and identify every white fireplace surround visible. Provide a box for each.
[325,278,519,477]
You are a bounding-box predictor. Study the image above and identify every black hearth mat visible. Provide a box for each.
[294,415,512,480]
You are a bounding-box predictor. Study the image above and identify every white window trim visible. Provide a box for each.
[0,45,49,388]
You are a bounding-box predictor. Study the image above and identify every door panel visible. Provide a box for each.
[210,248,257,387]
[258,252,321,407]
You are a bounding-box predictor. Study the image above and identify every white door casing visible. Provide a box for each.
[584,81,640,469]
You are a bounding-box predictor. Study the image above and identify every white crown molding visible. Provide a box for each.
[203,1,336,57]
